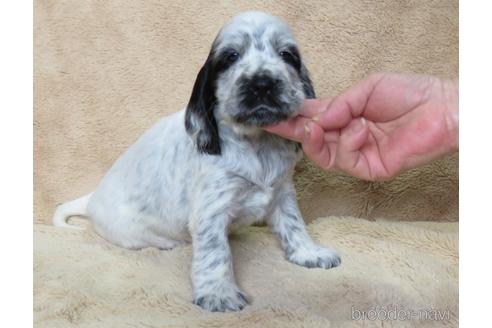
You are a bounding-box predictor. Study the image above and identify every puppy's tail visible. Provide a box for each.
[52,192,93,229]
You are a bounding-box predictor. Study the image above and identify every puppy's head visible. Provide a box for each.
[185,11,315,155]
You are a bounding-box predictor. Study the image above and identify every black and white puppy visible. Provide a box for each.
[53,11,341,312]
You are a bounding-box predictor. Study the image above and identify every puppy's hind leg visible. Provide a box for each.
[52,193,93,229]
[145,233,186,250]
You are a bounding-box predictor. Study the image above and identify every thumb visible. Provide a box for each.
[262,117,310,143]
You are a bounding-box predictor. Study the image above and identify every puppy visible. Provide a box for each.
[53,11,341,312]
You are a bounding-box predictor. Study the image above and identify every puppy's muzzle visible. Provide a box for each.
[233,73,291,126]
[250,75,276,98]
[243,74,282,106]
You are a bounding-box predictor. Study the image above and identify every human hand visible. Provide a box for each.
[264,73,458,180]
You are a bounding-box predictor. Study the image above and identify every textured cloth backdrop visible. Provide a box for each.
[34,0,458,224]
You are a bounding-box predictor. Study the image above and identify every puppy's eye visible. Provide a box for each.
[279,51,292,59]
[227,52,240,63]
[279,50,300,70]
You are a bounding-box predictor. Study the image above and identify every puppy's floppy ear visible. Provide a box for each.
[185,54,221,155]
[299,63,316,99]
[285,46,316,99]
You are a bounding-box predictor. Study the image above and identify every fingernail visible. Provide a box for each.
[304,121,311,136]
[350,118,365,133]
[312,115,320,122]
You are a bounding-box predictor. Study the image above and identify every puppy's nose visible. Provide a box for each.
[251,75,274,97]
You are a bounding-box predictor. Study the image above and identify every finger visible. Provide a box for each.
[335,117,371,178]
[316,74,383,130]
[302,121,337,170]
[262,116,311,143]
[323,130,340,143]
[298,98,334,119]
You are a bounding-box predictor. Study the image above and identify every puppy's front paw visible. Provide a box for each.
[287,244,341,269]
[193,287,249,312]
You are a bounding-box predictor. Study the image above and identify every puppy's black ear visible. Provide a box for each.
[299,63,316,99]
[185,55,221,155]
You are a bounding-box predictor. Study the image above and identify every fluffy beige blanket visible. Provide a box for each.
[34,0,459,327]
[34,217,458,327]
